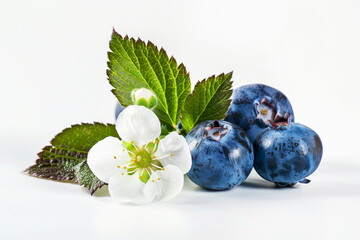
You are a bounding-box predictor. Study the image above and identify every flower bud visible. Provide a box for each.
[131,88,157,109]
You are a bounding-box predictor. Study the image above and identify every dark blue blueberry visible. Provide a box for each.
[225,84,294,142]
[177,122,183,131]
[253,122,323,186]
[115,102,125,120]
[186,120,254,190]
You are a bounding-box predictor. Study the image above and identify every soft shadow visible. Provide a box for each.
[240,179,277,189]
[183,175,236,192]
[92,185,110,197]
[183,175,202,191]
[240,178,299,190]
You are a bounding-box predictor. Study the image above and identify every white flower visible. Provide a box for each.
[255,102,274,124]
[131,88,157,109]
[87,105,192,204]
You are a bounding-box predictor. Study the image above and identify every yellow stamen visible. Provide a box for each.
[162,168,165,171]
[157,178,160,180]
[123,166,127,169]
[122,149,125,151]
[152,179,155,183]
[130,141,134,144]
[261,109,267,116]
[170,153,173,157]
[121,173,124,175]
[117,166,120,168]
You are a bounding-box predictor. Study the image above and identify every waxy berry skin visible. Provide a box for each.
[225,84,294,142]
[186,120,254,190]
[253,123,323,186]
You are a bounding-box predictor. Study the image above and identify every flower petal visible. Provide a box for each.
[87,137,130,183]
[143,165,184,202]
[108,173,153,204]
[155,132,192,173]
[256,104,273,124]
[116,105,161,146]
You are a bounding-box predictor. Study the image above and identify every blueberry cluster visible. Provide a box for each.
[186,84,323,190]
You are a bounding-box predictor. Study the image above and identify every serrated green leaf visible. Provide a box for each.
[50,122,119,151]
[107,29,191,131]
[74,161,105,195]
[25,123,119,194]
[25,157,76,181]
[181,72,233,133]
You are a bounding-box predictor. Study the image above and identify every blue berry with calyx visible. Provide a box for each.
[186,120,254,190]
[253,118,323,187]
[225,84,294,142]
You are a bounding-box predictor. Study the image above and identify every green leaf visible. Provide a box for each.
[107,29,191,131]
[25,123,119,194]
[50,122,119,152]
[25,156,76,181]
[74,161,105,195]
[181,72,233,133]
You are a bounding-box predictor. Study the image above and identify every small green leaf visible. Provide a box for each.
[107,29,191,132]
[74,161,105,195]
[25,123,119,194]
[181,72,233,133]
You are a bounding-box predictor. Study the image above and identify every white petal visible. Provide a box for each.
[87,137,131,183]
[132,88,156,101]
[108,173,153,204]
[257,104,273,123]
[264,106,273,119]
[143,165,184,202]
[155,132,192,174]
[115,105,161,146]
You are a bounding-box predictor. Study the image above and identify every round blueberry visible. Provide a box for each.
[253,122,323,186]
[225,84,294,142]
[186,120,254,190]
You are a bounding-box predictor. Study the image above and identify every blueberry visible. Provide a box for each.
[186,120,254,190]
[115,102,125,120]
[253,121,323,186]
[225,84,294,142]
[177,122,183,130]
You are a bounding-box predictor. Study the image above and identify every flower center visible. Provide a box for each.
[203,120,228,141]
[255,97,291,128]
[113,138,174,184]
[134,148,153,168]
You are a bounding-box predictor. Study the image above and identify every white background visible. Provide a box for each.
[1,1,359,239]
